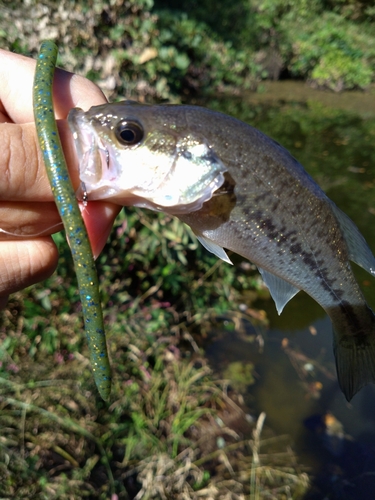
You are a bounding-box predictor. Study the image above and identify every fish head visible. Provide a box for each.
[68,101,227,214]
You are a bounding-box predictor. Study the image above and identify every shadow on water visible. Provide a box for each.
[201,81,375,499]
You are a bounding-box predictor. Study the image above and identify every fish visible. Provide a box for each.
[68,100,375,401]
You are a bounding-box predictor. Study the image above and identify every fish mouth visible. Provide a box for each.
[68,107,228,213]
[68,108,109,200]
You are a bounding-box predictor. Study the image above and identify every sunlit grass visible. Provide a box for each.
[0,210,309,498]
[0,335,309,498]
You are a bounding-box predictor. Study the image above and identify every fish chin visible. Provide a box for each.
[134,140,228,214]
[106,145,227,214]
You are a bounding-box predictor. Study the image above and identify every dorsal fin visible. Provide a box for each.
[331,203,375,277]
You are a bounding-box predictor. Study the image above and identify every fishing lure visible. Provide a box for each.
[33,40,111,400]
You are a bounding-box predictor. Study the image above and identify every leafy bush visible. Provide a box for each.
[0,0,260,101]
[310,50,372,91]
[284,11,375,90]
[155,10,261,93]
[155,0,375,90]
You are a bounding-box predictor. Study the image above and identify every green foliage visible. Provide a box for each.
[310,50,372,91]
[154,0,254,47]
[2,0,375,97]
[155,10,260,93]
[0,0,260,101]
[97,208,260,326]
[0,299,305,498]
[284,11,375,90]
[156,0,375,90]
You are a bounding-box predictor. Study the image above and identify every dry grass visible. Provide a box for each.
[0,312,310,499]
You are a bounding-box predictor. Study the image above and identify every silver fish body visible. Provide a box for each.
[69,101,375,401]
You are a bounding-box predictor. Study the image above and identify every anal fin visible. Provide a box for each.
[258,267,300,315]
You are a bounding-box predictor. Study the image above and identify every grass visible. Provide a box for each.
[0,356,308,500]
[0,348,309,499]
[0,210,310,499]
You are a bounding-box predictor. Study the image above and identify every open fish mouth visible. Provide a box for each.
[68,108,111,200]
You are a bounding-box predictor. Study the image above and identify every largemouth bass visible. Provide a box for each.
[69,101,375,401]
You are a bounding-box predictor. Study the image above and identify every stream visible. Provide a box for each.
[202,81,375,499]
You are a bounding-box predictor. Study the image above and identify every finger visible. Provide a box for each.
[0,121,77,201]
[0,237,59,297]
[0,119,88,201]
[0,201,62,238]
[0,122,53,201]
[80,202,122,258]
[0,120,121,254]
[0,48,107,123]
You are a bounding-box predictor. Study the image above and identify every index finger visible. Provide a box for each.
[0,48,107,123]
[0,48,108,201]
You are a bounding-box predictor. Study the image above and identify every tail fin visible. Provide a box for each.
[333,314,375,401]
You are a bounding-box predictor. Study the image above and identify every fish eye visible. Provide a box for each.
[115,120,144,146]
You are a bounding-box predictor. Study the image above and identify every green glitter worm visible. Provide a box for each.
[33,40,111,400]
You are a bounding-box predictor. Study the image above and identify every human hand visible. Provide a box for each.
[0,48,121,309]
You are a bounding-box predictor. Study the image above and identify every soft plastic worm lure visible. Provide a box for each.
[33,40,111,400]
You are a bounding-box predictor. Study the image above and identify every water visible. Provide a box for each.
[202,81,375,498]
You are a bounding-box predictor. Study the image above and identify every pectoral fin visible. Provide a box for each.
[196,235,233,264]
[258,268,300,314]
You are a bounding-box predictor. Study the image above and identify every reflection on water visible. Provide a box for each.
[246,81,375,118]
[203,81,375,498]
[206,307,375,498]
